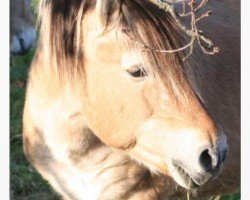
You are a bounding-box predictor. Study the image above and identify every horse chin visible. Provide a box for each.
[168,161,210,190]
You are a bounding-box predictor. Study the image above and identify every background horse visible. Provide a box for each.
[10,0,36,55]
[23,0,240,199]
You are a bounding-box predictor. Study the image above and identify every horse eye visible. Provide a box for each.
[126,66,147,78]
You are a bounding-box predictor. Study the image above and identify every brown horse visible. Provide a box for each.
[23,0,240,199]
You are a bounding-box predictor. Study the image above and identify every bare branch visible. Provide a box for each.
[133,38,194,53]
[179,0,209,17]
[196,10,212,22]
[145,0,219,60]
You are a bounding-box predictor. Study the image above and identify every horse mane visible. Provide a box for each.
[38,0,197,104]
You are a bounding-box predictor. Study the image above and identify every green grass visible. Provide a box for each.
[221,193,241,200]
[10,50,60,200]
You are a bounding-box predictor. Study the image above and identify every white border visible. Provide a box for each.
[0,0,10,199]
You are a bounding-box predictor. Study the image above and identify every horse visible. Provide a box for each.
[23,0,240,199]
[10,0,36,55]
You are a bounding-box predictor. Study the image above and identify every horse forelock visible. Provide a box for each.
[38,0,198,104]
[119,0,195,103]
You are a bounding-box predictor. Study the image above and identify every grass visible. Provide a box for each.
[10,50,60,200]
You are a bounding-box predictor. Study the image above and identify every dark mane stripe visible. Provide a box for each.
[38,0,91,85]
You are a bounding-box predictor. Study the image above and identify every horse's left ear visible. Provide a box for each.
[96,0,122,27]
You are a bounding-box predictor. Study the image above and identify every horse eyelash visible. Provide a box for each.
[126,65,148,78]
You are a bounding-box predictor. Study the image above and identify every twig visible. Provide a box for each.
[196,10,212,22]
[146,0,219,60]
[194,0,209,12]
[133,38,194,54]
[179,0,209,17]
[181,0,186,15]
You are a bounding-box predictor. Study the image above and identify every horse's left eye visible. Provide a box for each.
[126,66,147,78]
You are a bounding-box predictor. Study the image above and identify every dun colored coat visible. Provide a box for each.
[23,0,240,199]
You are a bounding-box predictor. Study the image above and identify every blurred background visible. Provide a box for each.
[9,0,240,199]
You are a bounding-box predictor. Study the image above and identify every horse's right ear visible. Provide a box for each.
[96,0,122,28]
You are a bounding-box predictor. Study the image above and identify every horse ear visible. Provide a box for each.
[96,0,122,27]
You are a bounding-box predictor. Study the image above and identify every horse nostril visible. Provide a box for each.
[199,147,226,173]
[199,149,213,172]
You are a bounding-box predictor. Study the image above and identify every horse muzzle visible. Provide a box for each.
[168,133,228,189]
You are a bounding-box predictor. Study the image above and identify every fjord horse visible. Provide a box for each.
[23,0,240,199]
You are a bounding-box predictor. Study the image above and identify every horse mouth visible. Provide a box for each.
[170,161,210,189]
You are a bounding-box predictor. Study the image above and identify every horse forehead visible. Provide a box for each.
[121,51,143,69]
